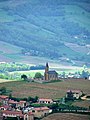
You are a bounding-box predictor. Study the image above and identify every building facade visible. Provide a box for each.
[44,63,58,81]
[66,90,83,100]
[38,98,53,104]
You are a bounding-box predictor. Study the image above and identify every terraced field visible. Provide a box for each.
[42,113,90,120]
[0,79,90,100]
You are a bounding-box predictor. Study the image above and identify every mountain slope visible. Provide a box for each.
[0,0,90,65]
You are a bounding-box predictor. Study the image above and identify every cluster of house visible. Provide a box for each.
[0,89,85,120]
[0,95,52,120]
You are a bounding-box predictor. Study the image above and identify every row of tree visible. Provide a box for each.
[0,62,45,72]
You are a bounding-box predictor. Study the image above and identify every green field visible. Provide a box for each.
[8,66,90,78]
[9,70,45,78]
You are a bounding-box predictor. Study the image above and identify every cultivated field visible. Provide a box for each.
[0,79,17,83]
[42,113,90,120]
[0,79,90,100]
[73,100,90,108]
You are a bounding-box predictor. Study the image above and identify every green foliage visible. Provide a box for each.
[34,72,43,79]
[0,62,30,72]
[0,86,6,95]
[0,102,2,106]
[0,87,12,95]
[21,74,28,80]
[49,103,59,111]
[27,96,38,103]
[81,70,89,78]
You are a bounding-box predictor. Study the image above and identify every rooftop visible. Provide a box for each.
[2,110,23,117]
[48,70,58,74]
[19,101,26,104]
[0,105,10,109]
[34,107,50,111]
[0,95,9,99]
[39,98,53,102]
[8,100,18,104]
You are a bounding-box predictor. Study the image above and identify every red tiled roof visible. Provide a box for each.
[8,100,18,104]
[34,107,49,111]
[0,95,9,99]
[39,98,53,102]
[2,110,23,117]
[0,105,9,109]
[2,110,33,117]
[19,101,26,104]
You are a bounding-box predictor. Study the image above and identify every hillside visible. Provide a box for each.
[0,0,90,66]
[0,41,23,62]
[0,79,90,99]
[42,113,90,120]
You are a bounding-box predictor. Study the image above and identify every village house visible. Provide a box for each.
[44,63,58,81]
[8,100,18,108]
[0,94,53,120]
[0,95,9,105]
[8,100,27,108]
[2,110,34,120]
[18,101,27,108]
[32,107,52,118]
[0,105,10,111]
[38,98,53,104]
[66,90,83,100]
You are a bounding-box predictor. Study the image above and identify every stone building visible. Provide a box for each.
[66,90,83,100]
[44,63,58,81]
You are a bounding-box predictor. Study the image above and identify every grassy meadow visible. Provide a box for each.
[8,66,90,79]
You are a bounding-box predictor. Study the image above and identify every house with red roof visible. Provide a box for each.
[0,95,9,105]
[2,110,34,120]
[8,100,27,108]
[66,90,83,100]
[0,105,10,111]
[18,101,27,108]
[8,100,18,108]
[38,98,53,104]
[33,107,52,118]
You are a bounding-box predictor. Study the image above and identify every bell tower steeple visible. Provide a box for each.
[45,62,49,80]
[45,62,49,73]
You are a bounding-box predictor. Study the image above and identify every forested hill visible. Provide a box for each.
[0,0,90,65]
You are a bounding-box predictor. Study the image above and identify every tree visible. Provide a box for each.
[62,72,66,78]
[49,103,59,111]
[9,93,12,99]
[34,72,43,79]
[81,70,89,79]
[21,74,28,80]
[0,87,6,95]
[27,96,38,103]
[66,90,74,101]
